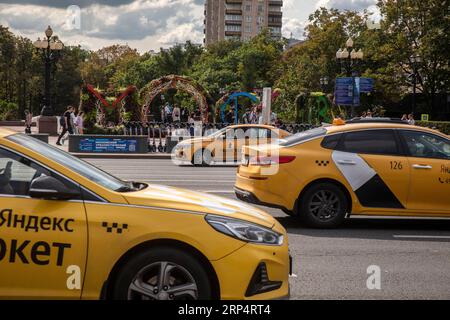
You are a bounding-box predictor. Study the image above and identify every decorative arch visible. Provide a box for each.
[218,92,260,124]
[140,75,210,122]
[83,84,138,126]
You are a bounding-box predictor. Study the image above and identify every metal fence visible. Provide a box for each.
[119,121,317,153]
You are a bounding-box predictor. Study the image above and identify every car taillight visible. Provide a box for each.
[249,155,296,166]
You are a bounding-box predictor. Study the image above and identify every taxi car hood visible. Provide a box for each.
[123,184,275,228]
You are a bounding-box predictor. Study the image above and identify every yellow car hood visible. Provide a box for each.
[123,184,275,228]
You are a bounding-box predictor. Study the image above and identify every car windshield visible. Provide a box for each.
[6,133,137,192]
[279,127,327,146]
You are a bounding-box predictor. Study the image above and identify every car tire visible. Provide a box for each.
[192,149,212,167]
[298,182,348,228]
[112,246,213,300]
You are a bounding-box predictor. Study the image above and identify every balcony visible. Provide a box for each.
[225,31,242,36]
[268,0,283,6]
[226,9,242,15]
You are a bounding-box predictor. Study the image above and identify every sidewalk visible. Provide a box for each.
[2,126,172,159]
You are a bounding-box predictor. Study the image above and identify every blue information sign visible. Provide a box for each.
[357,77,374,93]
[335,77,354,106]
[335,77,374,106]
[79,138,138,153]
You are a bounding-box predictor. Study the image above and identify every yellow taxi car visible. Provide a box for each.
[235,118,450,228]
[172,124,290,166]
[0,128,289,300]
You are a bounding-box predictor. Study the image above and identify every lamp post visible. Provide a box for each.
[319,76,329,93]
[410,54,421,114]
[336,37,364,117]
[33,26,64,117]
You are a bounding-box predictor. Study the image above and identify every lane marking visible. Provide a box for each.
[393,235,450,239]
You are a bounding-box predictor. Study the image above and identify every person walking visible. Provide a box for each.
[172,104,181,123]
[24,110,32,134]
[408,114,415,125]
[74,111,84,135]
[56,106,74,146]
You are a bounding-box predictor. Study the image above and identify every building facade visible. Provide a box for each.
[204,0,283,46]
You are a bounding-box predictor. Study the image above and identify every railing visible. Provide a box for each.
[119,122,316,153]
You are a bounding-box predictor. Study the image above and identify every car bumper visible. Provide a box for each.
[211,241,290,300]
[234,181,293,214]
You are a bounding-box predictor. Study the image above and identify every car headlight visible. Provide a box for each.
[205,215,283,246]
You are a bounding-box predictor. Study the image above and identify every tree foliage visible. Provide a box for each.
[0,1,448,121]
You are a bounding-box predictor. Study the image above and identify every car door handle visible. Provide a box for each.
[412,164,432,169]
[337,160,356,165]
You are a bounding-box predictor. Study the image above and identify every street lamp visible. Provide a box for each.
[410,54,421,114]
[319,76,329,93]
[33,26,64,117]
[336,37,364,117]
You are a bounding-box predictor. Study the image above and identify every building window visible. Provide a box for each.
[225,25,242,32]
[225,14,242,21]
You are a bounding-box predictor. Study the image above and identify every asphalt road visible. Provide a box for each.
[87,158,450,300]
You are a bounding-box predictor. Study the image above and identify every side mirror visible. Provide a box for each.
[29,175,80,200]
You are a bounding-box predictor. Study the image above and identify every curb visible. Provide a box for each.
[72,153,173,159]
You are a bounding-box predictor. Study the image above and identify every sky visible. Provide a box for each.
[0,0,378,53]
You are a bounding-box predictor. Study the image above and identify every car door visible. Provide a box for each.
[398,129,450,213]
[333,129,410,210]
[0,147,88,299]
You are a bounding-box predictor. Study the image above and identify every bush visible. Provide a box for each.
[0,100,19,121]
[417,121,450,135]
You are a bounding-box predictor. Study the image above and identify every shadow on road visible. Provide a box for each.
[276,216,450,242]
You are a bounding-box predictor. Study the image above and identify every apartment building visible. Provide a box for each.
[204,0,283,46]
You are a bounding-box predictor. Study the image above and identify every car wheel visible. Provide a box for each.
[192,149,212,167]
[298,182,348,228]
[112,247,213,300]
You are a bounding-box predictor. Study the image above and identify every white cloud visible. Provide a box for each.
[316,0,377,11]
[0,0,378,51]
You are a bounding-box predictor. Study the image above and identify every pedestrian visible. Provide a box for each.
[172,104,181,123]
[225,109,233,124]
[270,111,277,125]
[361,111,367,118]
[181,106,188,122]
[408,114,415,125]
[56,106,75,146]
[24,110,32,134]
[242,109,251,124]
[401,114,408,121]
[164,103,172,123]
[188,113,195,137]
[74,111,84,135]
[366,111,373,118]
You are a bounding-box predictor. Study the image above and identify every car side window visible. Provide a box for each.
[258,128,270,139]
[0,148,81,198]
[225,129,235,139]
[400,130,450,160]
[321,133,343,150]
[338,130,400,156]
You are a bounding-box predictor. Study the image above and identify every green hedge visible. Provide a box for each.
[417,121,450,135]
[0,100,19,121]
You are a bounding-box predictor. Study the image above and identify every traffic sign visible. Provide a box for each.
[421,114,429,121]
